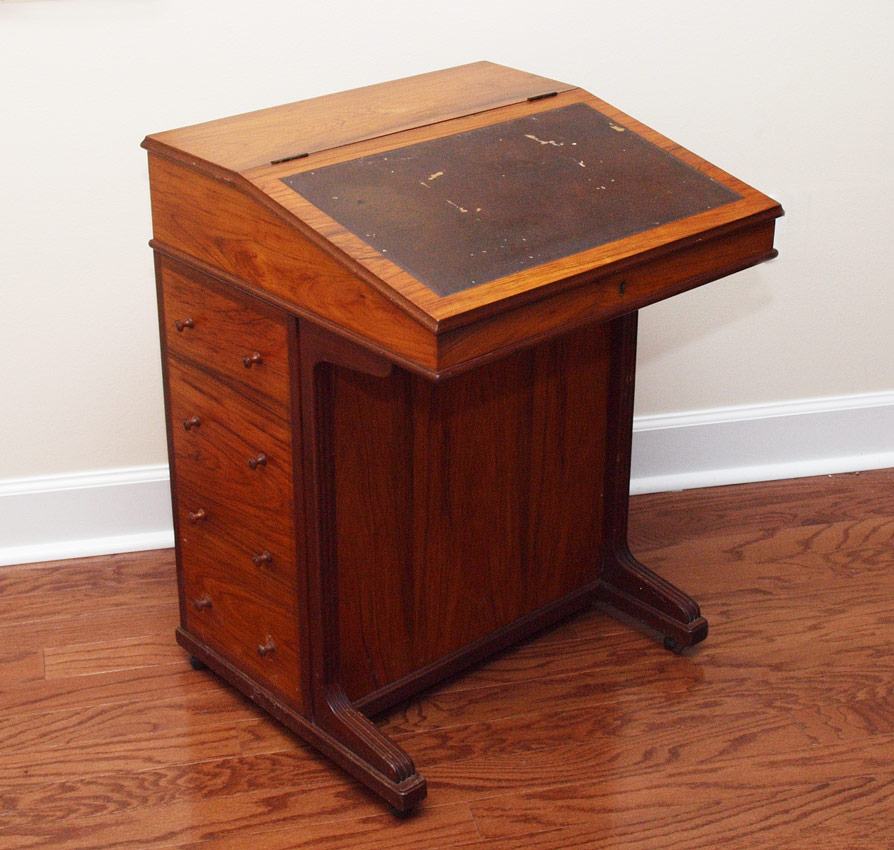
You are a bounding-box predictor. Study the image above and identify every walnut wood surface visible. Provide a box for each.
[250,84,781,328]
[148,155,440,371]
[160,261,291,410]
[2,470,892,848]
[143,62,573,173]
[332,322,612,701]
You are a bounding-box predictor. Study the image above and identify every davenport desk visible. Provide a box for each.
[142,62,783,812]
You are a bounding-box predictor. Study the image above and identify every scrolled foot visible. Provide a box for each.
[188,655,207,671]
[595,545,708,650]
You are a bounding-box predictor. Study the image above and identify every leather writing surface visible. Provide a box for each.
[282,103,742,297]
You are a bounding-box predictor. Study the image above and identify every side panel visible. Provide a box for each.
[332,322,612,701]
[156,258,307,708]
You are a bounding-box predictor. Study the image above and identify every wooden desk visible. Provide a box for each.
[143,62,783,813]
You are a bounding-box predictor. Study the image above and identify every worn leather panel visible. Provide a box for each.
[283,103,741,297]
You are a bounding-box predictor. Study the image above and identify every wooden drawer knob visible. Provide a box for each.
[174,318,194,332]
[188,508,207,523]
[242,352,263,368]
[257,637,276,657]
[247,453,267,470]
[192,595,213,611]
[181,415,201,431]
[252,550,273,567]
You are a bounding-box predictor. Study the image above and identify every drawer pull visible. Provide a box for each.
[188,508,207,523]
[192,595,213,611]
[247,452,268,470]
[181,415,201,431]
[257,637,276,657]
[242,351,263,368]
[174,317,194,332]
[252,550,273,567]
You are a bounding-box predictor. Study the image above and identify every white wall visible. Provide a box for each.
[1,0,892,562]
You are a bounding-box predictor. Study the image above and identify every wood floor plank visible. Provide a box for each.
[0,723,242,791]
[462,735,894,847]
[0,686,258,757]
[628,468,894,552]
[0,664,221,717]
[169,803,480,850]
[0,583,174,628]
[0,604,179,655]
[0,649,44,687]
[0,550,175,598]
[43,634,188,679]
[0,775,474,850]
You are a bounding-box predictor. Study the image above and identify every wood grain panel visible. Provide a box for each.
[181,554,302,703]
[148,154,437,369]
[0,649,44,686]
[167,358,294,545]
[143,61,572,172]
[436,220,776,370]
[333,323,611,701]
[174,482,297,592]
[253,87,781,329]
[160,262,291,411]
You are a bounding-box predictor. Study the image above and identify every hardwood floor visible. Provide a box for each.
[1,469,892,849]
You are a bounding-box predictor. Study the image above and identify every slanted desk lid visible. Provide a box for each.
[279,102,742,299]
[142,62,574,174]
[249,78,781,328]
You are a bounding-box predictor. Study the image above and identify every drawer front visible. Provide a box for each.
[161,264,291,410]
[177,481,297,589]
[182,550,301,699]
[168,358,294,525]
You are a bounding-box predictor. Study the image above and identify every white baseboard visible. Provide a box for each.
[0,466,174,568]
[1,391,892,567]
[630,390,894,494]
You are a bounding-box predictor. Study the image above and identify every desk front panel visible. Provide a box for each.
[332,321,613,702]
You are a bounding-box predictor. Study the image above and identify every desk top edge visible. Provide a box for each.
[141,61,576,173]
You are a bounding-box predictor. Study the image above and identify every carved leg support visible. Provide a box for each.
[595,545,708,649]
[596,311,708,652]
[299,319,427,812]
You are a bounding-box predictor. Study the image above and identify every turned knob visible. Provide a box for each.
[247,453,267,470]
[242,351,262,368]
[174,317,194,332]
[257,637,276,657]
[192,595,212,611]
[181,415,201,431]
[187,508,206,523]
[252,550,273,567]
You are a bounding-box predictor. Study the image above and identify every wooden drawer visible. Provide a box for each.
[160,264,291,410]
[177,481,297,589]
[168,358,294,523]
[182,550,301,699]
